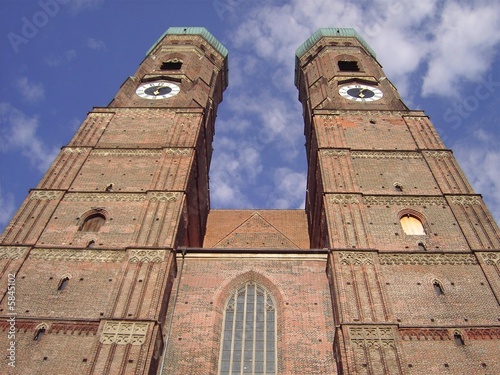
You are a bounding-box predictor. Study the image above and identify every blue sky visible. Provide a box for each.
[1,0,499,233]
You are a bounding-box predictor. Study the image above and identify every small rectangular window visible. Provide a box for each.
[338,60,359,72]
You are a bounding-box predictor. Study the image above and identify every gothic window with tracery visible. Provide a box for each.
[219,282,276,375]
[400,214,425,235]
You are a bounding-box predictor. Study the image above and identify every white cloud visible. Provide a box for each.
[0,103,58,172]
[16,77,45,102]
[453,129,500,223]
[0,188,16,229]
[422,1,500,97]
[45,49,76,66]
[87,37,106,50]
[272,168,307,209]
[209,0,500,210]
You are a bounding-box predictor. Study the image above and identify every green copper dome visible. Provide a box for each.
[146,27,228,58]
[295,28,376,59]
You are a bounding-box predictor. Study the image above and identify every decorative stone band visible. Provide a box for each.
[148,192,181,202]
[91,149,163,157]
[364,195,446,206]
[400,328,500,341]
[424,151,451,159]
[329,194,360,204]
[29,248,125,262]
[332,110,421,117]
[465,328,500,340]
[29,190,63,200]
[399,328,450,341]
[90,148,191,157]
[379,253,477,266]
[321,150,348,156]
[0,246,28,260]
[100,321,150,346]
[129,249,167,263]
[63,147,88,154]
[350,151,422,159]
[51,322,99,335]
[449,195,482,206]
[349,326,396,349]
[339,252,374,265]
[63,191,181,202]
[480,252,500,265]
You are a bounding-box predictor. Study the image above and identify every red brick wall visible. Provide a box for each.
[162,256,337,374]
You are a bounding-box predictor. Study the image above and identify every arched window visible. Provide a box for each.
[34,327,46,341]
[219,282,276,375]
[79,213,106,232]
[58,276,70,292]
[454,332,465,346]
[433,281,444,296]
[400,214,425,235]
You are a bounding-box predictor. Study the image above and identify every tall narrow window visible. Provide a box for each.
[454,332,465,346]
[433,281,444,296]
[58,277,70,292]
[400,214,425,235]
[80,213,105,232]
[34,327,46,341]
[219,282,276,375]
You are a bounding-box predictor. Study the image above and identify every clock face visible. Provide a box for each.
[339,84,383,102]
[135,81,180,99]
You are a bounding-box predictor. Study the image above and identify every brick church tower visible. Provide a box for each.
[1,27,499,374]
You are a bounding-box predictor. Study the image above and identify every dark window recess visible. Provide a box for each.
[395,184,403,192]
[454,332,465,346]
[80,213,105,232]
[58,277,70,292]
[34,328,46,341]
[161,61,182,70]
[418,242,426,251]
[433,281,444,296]
[338,60,360,72]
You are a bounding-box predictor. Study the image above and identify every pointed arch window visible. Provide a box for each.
[433,281,444,296]
[454,332,465,346]
[219,282,276,375]
[400,214,425,235]
[34,327,46,341]
[79,213,106,232]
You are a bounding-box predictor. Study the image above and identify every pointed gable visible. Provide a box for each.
[203,210,310,249]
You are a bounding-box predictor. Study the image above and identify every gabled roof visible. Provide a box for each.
[203,210,310,249]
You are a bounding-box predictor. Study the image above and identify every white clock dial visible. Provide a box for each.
[339,84,383,102]
[135,81,180,99]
